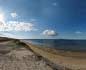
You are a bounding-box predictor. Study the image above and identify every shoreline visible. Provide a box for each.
[21,40,86,70]
[0,39,54,70]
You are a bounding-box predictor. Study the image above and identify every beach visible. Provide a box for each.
[0,38,53,70]
[22,40,86,70]
[0,37,86,70]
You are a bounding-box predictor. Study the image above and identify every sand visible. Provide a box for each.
[0,39,53,70]
[22,42,86,70]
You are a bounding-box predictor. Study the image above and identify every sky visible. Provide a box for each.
[0,0,86,39]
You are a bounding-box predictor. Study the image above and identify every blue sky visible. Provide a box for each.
[0,0,86,39]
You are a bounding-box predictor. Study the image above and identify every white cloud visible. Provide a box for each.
[52,2,57,6]
[0,21,37,31]
[0,13,5,22]
[30,18,36,22]
[75,31,82,34]
[0,32,15,38]
[0,32,22,39]
[10,12,17,18]
[42,30,57,36]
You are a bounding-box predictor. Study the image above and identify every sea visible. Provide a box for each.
[24,39,86,51]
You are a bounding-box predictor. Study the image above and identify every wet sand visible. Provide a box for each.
[23,42,86,70]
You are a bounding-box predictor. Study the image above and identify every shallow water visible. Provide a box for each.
[25,39,86,51]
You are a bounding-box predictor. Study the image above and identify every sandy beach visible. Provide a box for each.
[1,37,86,70]
[0,38,53,70]
[24,42,86,70]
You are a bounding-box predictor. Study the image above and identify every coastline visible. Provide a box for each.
[0,38,54,70]
[21,41,86,70]
[0,37,86,70]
